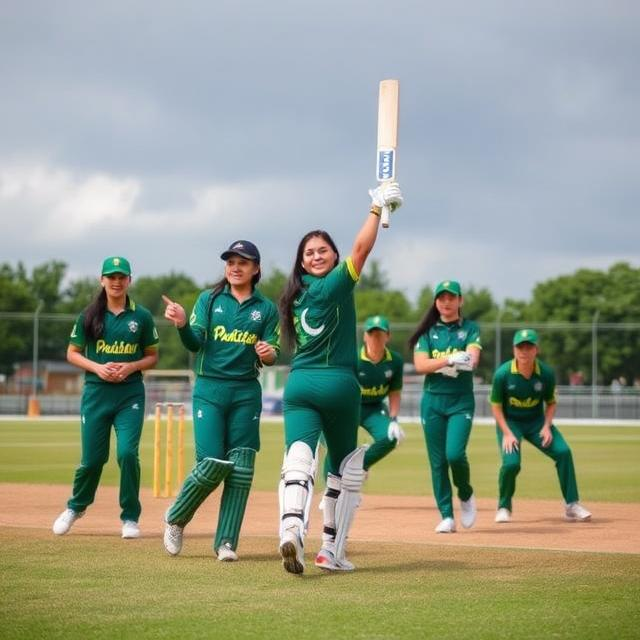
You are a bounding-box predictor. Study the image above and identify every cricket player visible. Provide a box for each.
[321,314,405,479]
[277,182,403,574]
[490,329,592,523]
[53,257,159,539]
[162,240,279,561]
[409,280,481,533]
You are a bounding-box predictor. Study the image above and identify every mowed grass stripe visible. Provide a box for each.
[1,420,639,502]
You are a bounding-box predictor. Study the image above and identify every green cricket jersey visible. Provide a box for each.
[290,257,359,372]
[415,318,481,394]
[490,358,557,421]
[358,346,404,405]
[178,285,279,380]
[69,299,159,385]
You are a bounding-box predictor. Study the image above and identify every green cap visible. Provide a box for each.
[434,280,462,297]
[513,329,539,346]
[101,256,131,276]
[363,315,390,333]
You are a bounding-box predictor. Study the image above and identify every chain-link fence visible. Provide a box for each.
[1,312,639,419]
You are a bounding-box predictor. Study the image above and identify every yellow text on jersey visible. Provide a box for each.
[508,397,541,409]
[212,326,258,345]
[431,347,463,359]
[96,340,140,355]
[361,383,390,398]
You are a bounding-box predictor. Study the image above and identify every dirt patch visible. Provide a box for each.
[2,483,638,554]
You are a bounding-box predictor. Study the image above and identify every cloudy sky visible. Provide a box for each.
[1,1,638,304]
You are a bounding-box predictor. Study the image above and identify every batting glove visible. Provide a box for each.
[448,351,472,370]
[436,365,459,378]
[369,181,404,210]
[387,419,405,444]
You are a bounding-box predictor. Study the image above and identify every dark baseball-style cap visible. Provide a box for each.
[220,240,261,263]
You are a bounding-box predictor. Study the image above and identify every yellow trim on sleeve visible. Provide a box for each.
[345,257,360,282]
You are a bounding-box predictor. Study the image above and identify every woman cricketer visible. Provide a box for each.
[490,329,592,523]
[409,280,481,534]
[277,181,404,574]
[161,240,279,561]
[53,256,159,539]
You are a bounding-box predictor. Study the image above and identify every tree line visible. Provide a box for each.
[0,260,638,386]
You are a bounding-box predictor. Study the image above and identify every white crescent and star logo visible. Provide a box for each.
[300,308,325,337]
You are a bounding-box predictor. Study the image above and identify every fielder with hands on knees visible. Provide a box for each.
[490,329,591,523]
[162,240,279,561]
[53,257,159,539]
[409,280,481,534]
[322,314,405,481]
[277,181,403,574]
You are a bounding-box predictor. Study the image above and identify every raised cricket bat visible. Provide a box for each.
[376,79,399,228]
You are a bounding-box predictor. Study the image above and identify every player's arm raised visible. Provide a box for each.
[351,182,403,275]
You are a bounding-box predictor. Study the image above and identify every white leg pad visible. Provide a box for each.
[279,441,314,540]
[334,446,366,561]
[320,473,341,552]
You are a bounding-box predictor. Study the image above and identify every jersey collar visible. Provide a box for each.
[510,358,541,375]
[222,283,263,304]
[360,345,392,363]
[436,317,463,328]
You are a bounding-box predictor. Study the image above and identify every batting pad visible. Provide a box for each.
[167,457,234,527]
[279,441,314,539]
[334,446,366,561]
[214,447,256,551]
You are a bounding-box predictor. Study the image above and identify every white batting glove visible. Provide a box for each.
[369,181,404,210]
[436,365,459,378]
[387,419,405,444]
[448,351,472,370]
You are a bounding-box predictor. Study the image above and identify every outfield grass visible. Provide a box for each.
[1,419,639,639]
[1,419,638,502]
[2,532,639,640]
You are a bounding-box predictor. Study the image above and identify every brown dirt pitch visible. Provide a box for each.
[2,483,638,554]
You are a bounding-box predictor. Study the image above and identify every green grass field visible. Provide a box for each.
[1,419,639,639]
[1,419,639,501]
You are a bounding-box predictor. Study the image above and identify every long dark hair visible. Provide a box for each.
[84,288,108,341]
[408,302,441,349]
[278,230,340,351]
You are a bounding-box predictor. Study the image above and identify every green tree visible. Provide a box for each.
[0,263,35,377]
[526,262,640,384]
[258,267,287,305]
[359,260,389,291]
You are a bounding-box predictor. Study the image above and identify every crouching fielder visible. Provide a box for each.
[277,182,404,574]
[490,329,591,524]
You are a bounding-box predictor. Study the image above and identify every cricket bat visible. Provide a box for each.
[376,79,399,228]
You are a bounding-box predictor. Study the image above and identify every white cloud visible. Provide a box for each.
[0,161,140,240]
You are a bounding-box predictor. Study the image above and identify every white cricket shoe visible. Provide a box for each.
[279,527,305,575]
[495,508,512,523]
[164,522,184,555]
[314,547,355,571]
[435,517,456,533]
[217,542,238,562]
[460,494,477,529]
[52,508,84,535]
[122,520,141,539]
[565,502,592,522]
